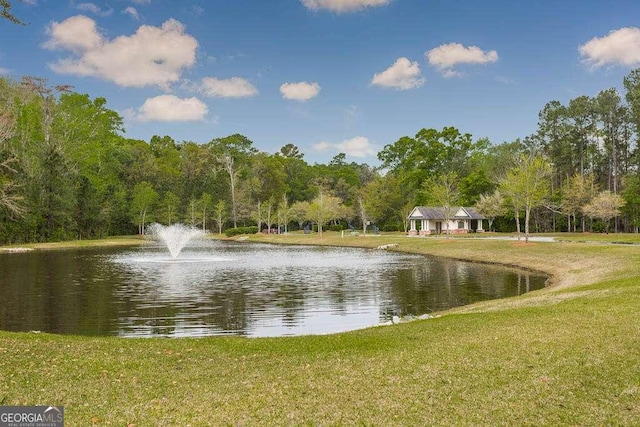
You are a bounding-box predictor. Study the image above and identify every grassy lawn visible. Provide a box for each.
[1,232,639,425]
[548,232,640,244]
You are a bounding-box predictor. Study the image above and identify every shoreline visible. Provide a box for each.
[1,232,639,425]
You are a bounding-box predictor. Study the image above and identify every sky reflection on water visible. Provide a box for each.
[0,241,546,337]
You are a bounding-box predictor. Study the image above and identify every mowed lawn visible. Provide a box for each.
[1,233,639,425]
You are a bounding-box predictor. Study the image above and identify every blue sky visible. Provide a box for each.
[2,0,640,165]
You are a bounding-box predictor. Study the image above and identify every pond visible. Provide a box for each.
[0,241,547,337]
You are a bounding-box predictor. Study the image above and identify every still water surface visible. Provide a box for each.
[0,241,546,337]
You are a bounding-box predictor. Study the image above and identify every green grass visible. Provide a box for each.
[548,232,640,244]
[1,232,640,425]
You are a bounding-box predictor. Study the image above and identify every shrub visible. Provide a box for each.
[225,226,259,237]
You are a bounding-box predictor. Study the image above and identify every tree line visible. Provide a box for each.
[1,69,640,244]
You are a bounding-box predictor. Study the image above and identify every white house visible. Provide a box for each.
[408,206,485,236]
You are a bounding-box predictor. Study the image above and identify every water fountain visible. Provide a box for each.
[146,223,206,259]
[1,236,547,337]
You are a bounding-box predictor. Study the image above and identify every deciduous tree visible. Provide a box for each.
[159,191,180,225]
[278,143,304,159]
[214,199,226,234]
[582,190,624,234]
[358,174,407,231]
[0,105,23,218]
[1,0,26,25]
[198,193,213,231]
[289,201,310,230]
[131,181,158,235]
[475,190,506,232]
[307,191,343,235]
[209,135,256,228]
[425,172,459,237]
[621,175,640,233]
[560,173,597,232]
[500,155,551,242]
[378,127,482,191]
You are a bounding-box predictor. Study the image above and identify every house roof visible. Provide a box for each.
[409,206,486,220]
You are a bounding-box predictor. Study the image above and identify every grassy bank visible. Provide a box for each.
[0,235,144,252]
[1,233,639,425]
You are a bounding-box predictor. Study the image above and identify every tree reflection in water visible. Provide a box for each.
[0,242,547,337]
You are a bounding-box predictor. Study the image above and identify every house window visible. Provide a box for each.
[458,221,465,229]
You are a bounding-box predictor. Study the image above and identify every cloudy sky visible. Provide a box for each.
[2,0,640,164]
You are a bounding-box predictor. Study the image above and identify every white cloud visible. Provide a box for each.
[0,67,9,75]
[441,69,464,78]
[344,105,359,119]
[199,77,258,98]
[123,7,140,20]
[43,15,103,53]
[496,76,516,85]
[280,81,321,101]
[301,0,390,13]
[579,27,640,68]
[312,136,377,157]
[426,42,498,77]
[371,57,424,89]
[44,15,198,89]
[130,95,208,122]
[191,5,205,16]
[76,3,113,16]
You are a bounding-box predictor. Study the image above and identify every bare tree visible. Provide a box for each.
[0,107,24,217]
[0,108,16,174]
[219,154,239,228]
[401,202,414,233]
[357,194,369,235]
[0,180,24,217]
[428,172,459,238]
[0,109,14,143]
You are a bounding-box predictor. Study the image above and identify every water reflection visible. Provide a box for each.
[0,241,547,337]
